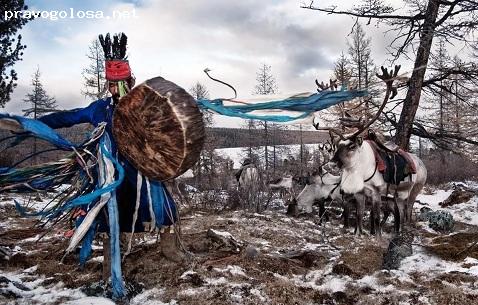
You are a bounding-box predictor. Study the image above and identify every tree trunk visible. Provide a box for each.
[395,0,440,149]
[264,122,269,174]
[299,124,303,176]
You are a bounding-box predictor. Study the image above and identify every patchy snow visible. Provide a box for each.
[205,276,228,286]
[179,270,197,279]
[63,297,116,305]
[399,246,478,276]
[416,184,478,226]
[444,196,478,225]
[318,275,351,292]
[208,229,233,239]
[0,271,85,304]
[130,288,177,305]
[2,181,478,304]
[417,189,453,209]
[213,265,247,277]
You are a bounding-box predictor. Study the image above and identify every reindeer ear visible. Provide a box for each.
[356,136,363,146]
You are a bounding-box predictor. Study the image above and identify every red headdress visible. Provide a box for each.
[99,33,132,81]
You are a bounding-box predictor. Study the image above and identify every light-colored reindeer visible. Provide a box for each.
[313,66,427,236]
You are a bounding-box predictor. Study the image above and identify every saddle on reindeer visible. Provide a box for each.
[311,66,427,235]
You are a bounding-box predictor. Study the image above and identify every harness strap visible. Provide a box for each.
[364,162,378,183]
[328,183,341,200]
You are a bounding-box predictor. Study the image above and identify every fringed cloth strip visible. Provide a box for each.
[100,134,125,300]
[0,113,76,149]
[196,89,368,122]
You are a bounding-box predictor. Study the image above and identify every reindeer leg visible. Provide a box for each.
[354,193,365,235]
[393,197,401,234]
[319,200,326,224]
[373,191,382,237]
[381,207,390,227]
[370,207,376,235]
[342,200,350,229]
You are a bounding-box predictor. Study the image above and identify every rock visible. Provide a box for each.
[207,229,242,253]
[81,280,144,300]
[286,203,298,216]
[417,207,433,221]
[382,231,414,270]
[428,211,454,232]
[243,245,260,260]
[418,208,454,232]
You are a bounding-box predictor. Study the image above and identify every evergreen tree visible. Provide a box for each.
[1,1,32,107]
[22,67,57,118]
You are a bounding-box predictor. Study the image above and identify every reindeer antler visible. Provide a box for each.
[312,117,346,140]
[346,65,401,138]
[315,79,338,92]
[312,65,401,142]
[376,65,401,99]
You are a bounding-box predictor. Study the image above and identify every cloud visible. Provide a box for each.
[7,0,375,127]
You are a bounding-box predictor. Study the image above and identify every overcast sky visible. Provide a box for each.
[2,0,430,127]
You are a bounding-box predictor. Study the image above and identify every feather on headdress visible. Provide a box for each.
[99,33,131,81]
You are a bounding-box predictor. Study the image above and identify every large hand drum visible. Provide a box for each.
[113,77,205,181]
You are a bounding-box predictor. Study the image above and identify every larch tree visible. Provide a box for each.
[22,67,57,119]
[253,63,278,176]
[81,39,106,100]
[189,82,216,188]
[302,0,478,149]
[22,67,57,164]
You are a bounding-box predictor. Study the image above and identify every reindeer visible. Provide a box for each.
[294,169,351,226]
[314,66,427,236]
[237,161,259,190]
[295,167,409,233]
[268,175,295,201]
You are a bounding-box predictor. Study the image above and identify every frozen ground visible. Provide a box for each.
[0,181,477,305]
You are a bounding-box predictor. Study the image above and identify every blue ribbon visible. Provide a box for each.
[196,89,368,122]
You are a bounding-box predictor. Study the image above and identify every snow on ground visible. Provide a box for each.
[416,181,478,226]
[1,181,478,304]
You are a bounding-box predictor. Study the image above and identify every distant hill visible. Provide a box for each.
[207,127,328,148]
[0,125,329,165]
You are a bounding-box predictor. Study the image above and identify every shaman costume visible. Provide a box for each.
[0,33,205,300]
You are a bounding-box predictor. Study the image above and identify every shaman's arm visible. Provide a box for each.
[38,102,96,129]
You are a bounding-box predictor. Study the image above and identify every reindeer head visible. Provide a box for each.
[331,137,364,169]
[296,169,340,213]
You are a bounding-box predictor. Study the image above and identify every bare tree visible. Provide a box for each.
[348,23,373,90]
[189,82,214,188]
[253,63,278,176]
[303,0,478,149]
[190,82,213,125]
[82,39,106,100]
[334,52,352,89]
